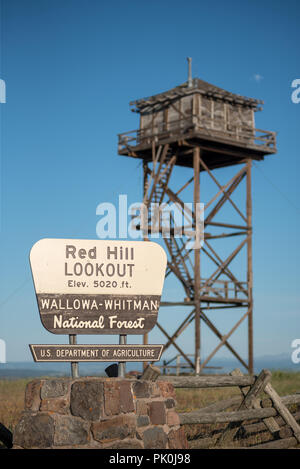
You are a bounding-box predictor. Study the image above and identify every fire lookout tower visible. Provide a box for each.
[118,61,276,374]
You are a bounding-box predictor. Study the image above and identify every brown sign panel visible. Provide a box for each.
[29,239,167,335]
[29,344,164,362]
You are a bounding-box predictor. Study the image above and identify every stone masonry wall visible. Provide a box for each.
[13,377,188,449]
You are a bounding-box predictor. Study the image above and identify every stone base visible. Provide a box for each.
[13,377,188,449]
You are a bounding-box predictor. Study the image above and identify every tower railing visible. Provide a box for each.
[118,116,276,153]
[199,278,248,303]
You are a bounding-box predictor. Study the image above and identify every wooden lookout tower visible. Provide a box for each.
[118,60,276,374]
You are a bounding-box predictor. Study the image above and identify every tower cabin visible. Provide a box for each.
[118,77,276,170]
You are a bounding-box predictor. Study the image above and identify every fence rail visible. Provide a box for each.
[159,374,256,388]
[158,353,223,376]
[157,368,300,449]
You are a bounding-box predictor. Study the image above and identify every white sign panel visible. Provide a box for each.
[30,239,167,334]
[30,239,167,335]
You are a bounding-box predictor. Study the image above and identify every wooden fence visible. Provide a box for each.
[158,369,300,449]
[158,354,222,376]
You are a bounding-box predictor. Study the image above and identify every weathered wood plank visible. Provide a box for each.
[217,369,278,446]
[242,411,300,436]
[189,436,218,449]
[281,394,300,406]
[158,374,256,388]
[278,426,293,439]
[250,436,298,449]
[140,364,161,382]
[242,369,272,408]
[156,323,195,369]
[264,383,300,443]
[243,370,280,436]
[179,407,276,425]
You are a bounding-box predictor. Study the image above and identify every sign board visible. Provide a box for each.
[29,344,163,362]
[30,239,167,335]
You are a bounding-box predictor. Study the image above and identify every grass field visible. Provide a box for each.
[0,370,299,447]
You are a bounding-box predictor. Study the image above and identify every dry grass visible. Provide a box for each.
[175,385,241,413]
[0,379,30,434]
[268,370,300,396]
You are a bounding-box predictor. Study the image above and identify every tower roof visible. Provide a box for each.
[130,78,263,113]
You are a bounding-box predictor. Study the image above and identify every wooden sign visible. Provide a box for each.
[29,344,164,362]
[29,239,167,335]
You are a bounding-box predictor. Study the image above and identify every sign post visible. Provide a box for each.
[69,334,79,379]
[118,334,127,378]
[29,239,167,375]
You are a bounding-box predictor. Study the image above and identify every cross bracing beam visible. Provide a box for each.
[141,143,253,374]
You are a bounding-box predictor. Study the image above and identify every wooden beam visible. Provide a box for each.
[162,310,195,353]
[205,221,249,230]
[246,159,254,374]
[264,383,300,442]
[200,312,248,370]
[205,230,247,240]
[146,144,170,204]
[203,240,248,297]
[203,162,247,225]
[156,321,195,369]
[217,369,273,445]
[204,166,247,213]
[250,437,298,449]
[200,236,248,295]
[193,147,201,375]
[179,407,277,425]
[199,309,250,372]
[158,374,256,388]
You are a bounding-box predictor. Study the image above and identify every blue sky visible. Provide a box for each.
[0,0,299,369]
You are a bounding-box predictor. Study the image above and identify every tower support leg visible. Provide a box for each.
[193,147,201,374]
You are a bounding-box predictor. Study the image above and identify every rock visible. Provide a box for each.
[149,401,166,425]
[70,380,103,421]
[40,397,69,414]
[165,398,176,409]
[105,438,143,449]
[14,413,55,448]
[167,427,189,449]
[143,427,168,449]
[136,400,148,416]
[137,415,150,427]
[25,380,43,412]
[103,381,121,416]
[166,410,180,427]
[132,381,150,398]
[119,381,134,413]
[91,414,136,442]
[54,415,90,446]
[41,379,70,399]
